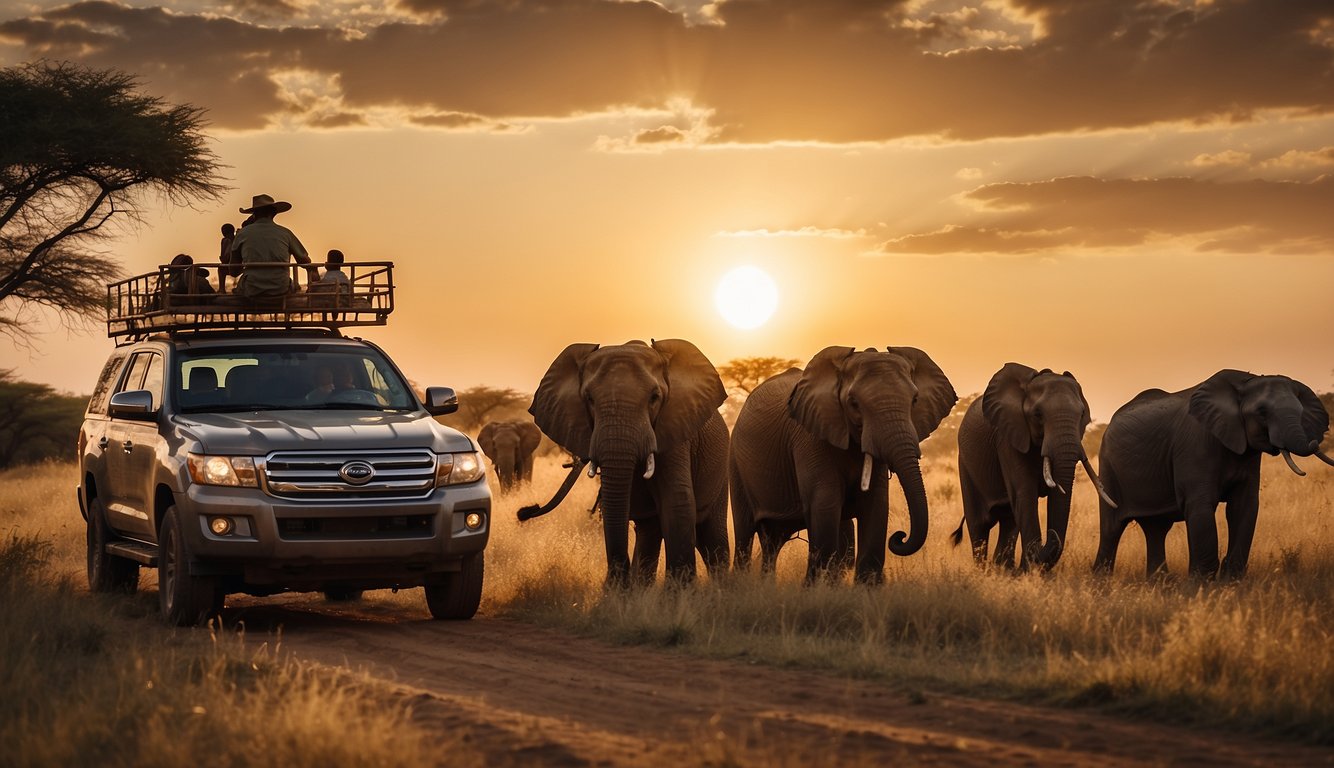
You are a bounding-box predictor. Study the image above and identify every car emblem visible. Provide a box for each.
[339,460,375,485]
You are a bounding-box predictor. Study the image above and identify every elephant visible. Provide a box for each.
[521,339,730,586]
[950,364,1117,570]
[477,420,542,492]
[1093,369,1332,579]
[729,346,956,584]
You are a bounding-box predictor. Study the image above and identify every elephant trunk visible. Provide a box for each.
[587,411,655,586]
[863,406,928,557]
[1036,423,1081,569]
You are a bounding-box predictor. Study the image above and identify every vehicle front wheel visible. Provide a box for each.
[424,552,483,620]
[86,497,139,594]
[158,506,221,626]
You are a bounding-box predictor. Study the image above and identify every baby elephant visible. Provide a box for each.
[952,364,1116,570]
[1095,369,1331,579]
[477,420,542,493]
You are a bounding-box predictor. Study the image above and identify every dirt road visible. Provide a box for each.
[227,595,1329,767]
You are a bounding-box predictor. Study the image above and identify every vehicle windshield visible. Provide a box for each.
[174,344,418,412]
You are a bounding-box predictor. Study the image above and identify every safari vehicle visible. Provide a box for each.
[78,261,490,625]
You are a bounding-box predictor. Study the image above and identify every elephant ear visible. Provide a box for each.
[1288,378,1331,447]
[1063,371,1093,432]
[477,422,498,458]
[530,343,599,457]
[982,363,1038,453]
[1188,369,1250,455]
[518,421,543,455]
[789,346,856,449]
[888,346,958,443]
[650,339,727,451]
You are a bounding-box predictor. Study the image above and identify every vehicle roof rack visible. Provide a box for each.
[107,261,395,340]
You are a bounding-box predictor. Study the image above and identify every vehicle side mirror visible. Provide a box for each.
[109,389,155,419]
[424,386,459,416]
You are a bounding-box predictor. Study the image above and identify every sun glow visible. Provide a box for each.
[715,266,779,330]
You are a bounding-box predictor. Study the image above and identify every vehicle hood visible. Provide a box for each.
[174,410,474,455]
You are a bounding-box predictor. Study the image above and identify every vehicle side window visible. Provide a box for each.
[87,352,128,415]
[119,352,152,394]
[142,353,164,410]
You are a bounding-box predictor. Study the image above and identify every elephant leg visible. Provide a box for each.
[835,520,856,576]
[631,517,663,586]
[1183,500,1221,579]
[653,454,699,583]
[695,491,730,578]
[1140,517,1173,578]
[756,521,787,576]
[993,507,1018,570]
[1011,494,1042,571]
[730,464,757,571]
[959,471,990,566]
[852,476,888,585]
[1092,513,1129,575]
[1221,476,1260,579]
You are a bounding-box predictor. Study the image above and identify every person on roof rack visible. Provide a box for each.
[222,194,318,305]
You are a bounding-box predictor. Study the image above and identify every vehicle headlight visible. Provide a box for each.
[187,454,259,487]
[436,451,485,486]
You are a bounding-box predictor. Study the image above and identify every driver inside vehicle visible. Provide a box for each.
[307,361,388,406]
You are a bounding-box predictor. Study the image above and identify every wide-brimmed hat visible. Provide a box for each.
[239,194,292,214]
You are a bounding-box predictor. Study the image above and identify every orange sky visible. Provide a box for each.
[3,0,1333,419]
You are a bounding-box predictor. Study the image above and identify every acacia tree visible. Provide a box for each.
[0,61,225,337]
[717,356,800,426]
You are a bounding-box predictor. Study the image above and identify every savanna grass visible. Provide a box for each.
[487,454,1334,742]
[0,465,451,768]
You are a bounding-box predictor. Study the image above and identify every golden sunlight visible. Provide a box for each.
[715,265,779,330]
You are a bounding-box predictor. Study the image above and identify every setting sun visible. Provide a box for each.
[715,266,779,330]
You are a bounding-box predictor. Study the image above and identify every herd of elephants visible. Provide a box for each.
[472,340,1332,586]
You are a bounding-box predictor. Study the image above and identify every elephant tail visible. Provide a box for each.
[517,458,588,522]
[948,514,965,548]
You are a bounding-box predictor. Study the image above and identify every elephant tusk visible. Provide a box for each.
[1317,450,1334,467]
[1282,450,1307,477]
[587,462,599,478]
[1081,456,1118,509]
[1042,456,1066,494]
[861,453,873,492]
[643,453,655,480]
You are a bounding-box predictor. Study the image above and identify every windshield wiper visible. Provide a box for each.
[196,403,294,413]
[307,402,389,411]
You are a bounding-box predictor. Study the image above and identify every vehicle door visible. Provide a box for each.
[105,349,165,538]
[81,351,129,515]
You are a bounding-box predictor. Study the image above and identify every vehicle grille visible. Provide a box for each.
[261,450,436,500]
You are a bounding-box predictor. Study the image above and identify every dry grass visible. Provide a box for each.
[4,455,1331,759]
[485,455,1334,742]
[0,464,455,768]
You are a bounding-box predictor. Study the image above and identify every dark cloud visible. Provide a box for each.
[228,0,303,22]
[878,176,1334,255]
[0,0,1329,141]
[632,125,687,144]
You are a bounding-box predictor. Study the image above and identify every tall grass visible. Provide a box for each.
[487,455,1334,742]
[0,465,450,768]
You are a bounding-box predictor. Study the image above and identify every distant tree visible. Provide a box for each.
[441,385,530,433]
[718,356,801,395]
[920,392,977,462]
[718,356,801,427]
[0,61,225,338]
[0,370,86,467]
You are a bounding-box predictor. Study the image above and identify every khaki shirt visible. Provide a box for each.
[230,219,308,297]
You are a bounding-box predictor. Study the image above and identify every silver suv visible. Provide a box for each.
[79,306,490,625]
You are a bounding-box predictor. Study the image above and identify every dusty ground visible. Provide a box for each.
[224,594,1332,767]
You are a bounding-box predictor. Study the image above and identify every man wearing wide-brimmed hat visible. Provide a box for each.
[226,194,317,302]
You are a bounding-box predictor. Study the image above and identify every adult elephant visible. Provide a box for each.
[1094,369,1331,579]
[950,364,1117,570]
[477,420,542,493]
[521,339,730,586]
[730,346,956,584]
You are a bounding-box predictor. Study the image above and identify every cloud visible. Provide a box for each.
[1191,150,1252,168]
[714,226,870,239]
[877,175,1334,255]
[1259,146,1334,170]
[0,0,1331,142]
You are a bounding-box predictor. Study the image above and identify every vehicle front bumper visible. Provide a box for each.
[174,480,490,588]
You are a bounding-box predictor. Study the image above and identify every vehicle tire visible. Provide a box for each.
[86,497,139,594]
[424,551,483,620]
[158,505,221,626]
[323,589,364,602]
